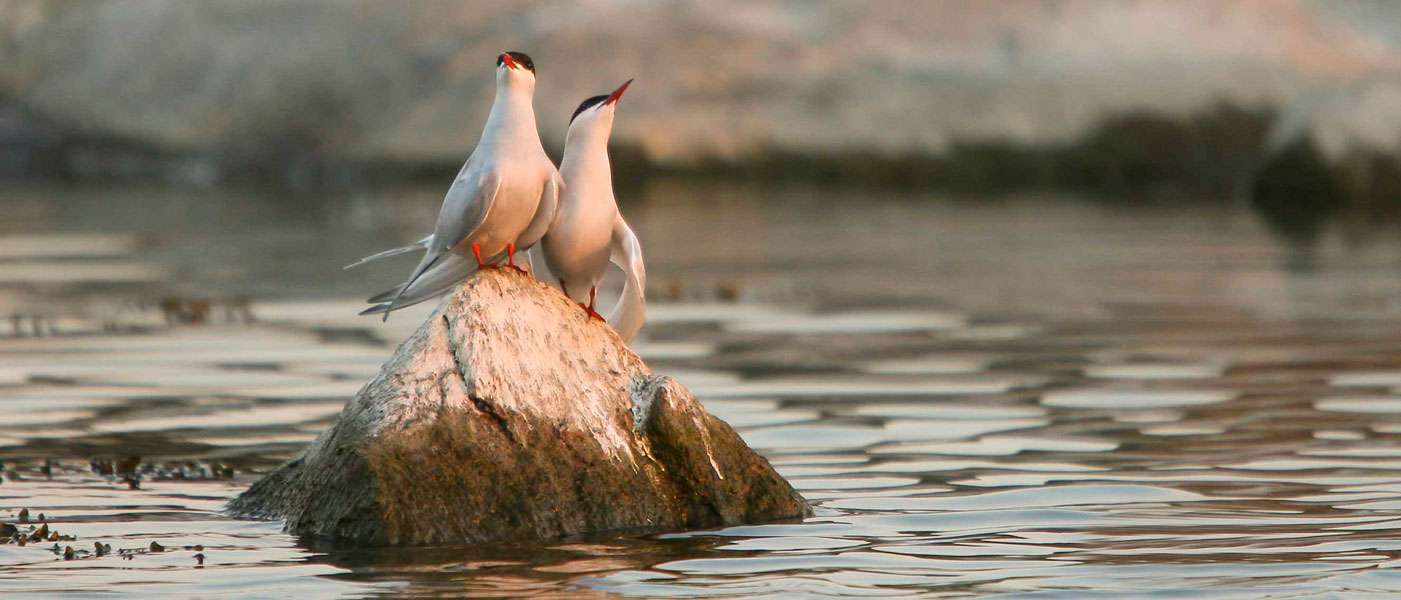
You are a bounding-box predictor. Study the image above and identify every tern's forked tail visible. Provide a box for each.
[343,235,433,270]
[607,216,646,343]
[360,252,481,317]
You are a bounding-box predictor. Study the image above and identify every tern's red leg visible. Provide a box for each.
[503,243,527,274]
[472,244,494,269]
[586,286,604,321]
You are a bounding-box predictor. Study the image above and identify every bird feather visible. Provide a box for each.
[343,235,432,270]
[607,215,646,343]
[380,168,501,320]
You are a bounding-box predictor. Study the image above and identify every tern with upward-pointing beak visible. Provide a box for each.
[542,80,647,343]
[355,51,561,318]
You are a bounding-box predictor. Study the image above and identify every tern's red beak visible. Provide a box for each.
[500,53,518,70]
[604,79,634,105]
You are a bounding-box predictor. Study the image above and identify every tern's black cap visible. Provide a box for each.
[570,95,609,125]
[497,51,535,73]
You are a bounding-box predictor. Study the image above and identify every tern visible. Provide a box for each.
[354,51,562,318]
[542,80,647,343]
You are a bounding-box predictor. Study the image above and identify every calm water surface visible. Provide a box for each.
[4,181,1401,597]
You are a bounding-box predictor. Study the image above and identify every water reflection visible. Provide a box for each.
[4,182,1401,596]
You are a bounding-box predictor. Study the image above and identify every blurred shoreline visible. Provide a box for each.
[0,99,1279,194]
[7,0,1401,231]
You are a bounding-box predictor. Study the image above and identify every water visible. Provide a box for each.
[5,180,1401,597]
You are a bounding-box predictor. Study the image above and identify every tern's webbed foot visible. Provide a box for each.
[578,303,605,322]
[500,243,527,275]
[471,244,499,270]
[503,264,529,275]
[580,287,604,321]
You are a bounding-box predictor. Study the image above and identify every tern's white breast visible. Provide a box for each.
[545,172,616,294]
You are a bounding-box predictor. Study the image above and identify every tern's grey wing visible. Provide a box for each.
[378,170,501,320]
[432,166,500,253]
[359,252,477,315]
[607,215,646,343]
[515,169,562,251]
[343,235,432,270]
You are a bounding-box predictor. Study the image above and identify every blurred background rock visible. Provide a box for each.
[3,0,1401,209]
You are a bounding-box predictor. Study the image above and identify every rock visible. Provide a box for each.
[227,269,809,545]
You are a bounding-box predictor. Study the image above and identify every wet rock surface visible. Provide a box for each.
[226,269,809,545]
